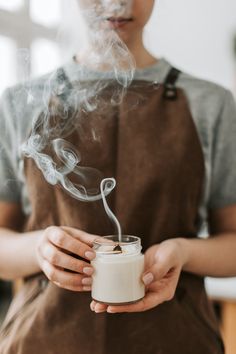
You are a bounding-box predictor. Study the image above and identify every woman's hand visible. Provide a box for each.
[36,226,101,292]
[90,238,188,313]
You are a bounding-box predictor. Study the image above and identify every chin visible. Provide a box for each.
[115,30,133,44]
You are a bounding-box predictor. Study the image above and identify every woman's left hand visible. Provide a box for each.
[90,238,188,314]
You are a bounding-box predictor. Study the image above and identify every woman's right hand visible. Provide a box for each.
[36,226,100,292]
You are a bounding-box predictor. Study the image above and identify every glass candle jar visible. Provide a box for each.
[91,235,145,305]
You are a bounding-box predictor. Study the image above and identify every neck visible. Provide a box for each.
[75,31,158,71]
[124,32,158,69]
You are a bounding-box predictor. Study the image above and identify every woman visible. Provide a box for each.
[0,0,236,353]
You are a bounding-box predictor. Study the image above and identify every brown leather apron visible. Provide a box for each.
[0,68,224,354]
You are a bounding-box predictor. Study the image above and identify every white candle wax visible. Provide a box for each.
[91,236,145,304]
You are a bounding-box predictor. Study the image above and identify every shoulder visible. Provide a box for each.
[154,60,235,149]
[0,58,74,110]
[157,59,233,120]
[178,71,231,112]
[175,69,235,134]
[0,64,69,143]
[0,71,50,117]
[2,70,56,111]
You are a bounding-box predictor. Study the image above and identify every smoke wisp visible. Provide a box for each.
[19,0,135,237]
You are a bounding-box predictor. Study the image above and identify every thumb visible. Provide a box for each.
[142,262,168,286]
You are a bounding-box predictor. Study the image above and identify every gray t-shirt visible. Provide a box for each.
[0,58,236,231]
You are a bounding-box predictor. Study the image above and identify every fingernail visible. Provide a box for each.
[95,304,104,313]
[82,277,92,285]
[142,273,154,285]
[83,267,94,276]
[107,308,115,313]
[85,251,96,260]
[83,286,91,291]
[90,302,96,311]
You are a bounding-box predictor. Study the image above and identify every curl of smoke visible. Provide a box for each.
[100,178,122,241]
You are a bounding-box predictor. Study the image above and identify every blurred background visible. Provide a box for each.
[0,0,236,353]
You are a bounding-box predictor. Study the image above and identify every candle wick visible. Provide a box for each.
[113,244,122,253]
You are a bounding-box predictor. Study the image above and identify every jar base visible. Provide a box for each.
[91,296,144,306]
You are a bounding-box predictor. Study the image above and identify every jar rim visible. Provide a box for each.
[93,235,141,247]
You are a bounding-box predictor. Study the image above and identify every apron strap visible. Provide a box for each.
[55,68,73,100]
[163,67,181,100]
[56,66,182,101]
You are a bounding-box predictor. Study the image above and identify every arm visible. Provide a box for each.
[180,204,236,277]
[0,202,41,280]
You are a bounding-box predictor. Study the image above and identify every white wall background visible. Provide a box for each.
[144,0,236,91]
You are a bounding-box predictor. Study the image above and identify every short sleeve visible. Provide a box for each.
[209,90,236,209]
[0,89,21,202]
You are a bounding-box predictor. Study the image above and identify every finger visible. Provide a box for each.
[45,227,96,261]
[90,300,96,311]
[107,288,172,313]
[55,281,92,292]
[93,301,108,313]
[61,226,104,246]
[42,242,94,275]
[142,262,169,286]
[42,260,92,290]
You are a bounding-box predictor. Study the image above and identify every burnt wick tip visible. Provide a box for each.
[113,244,122,253]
